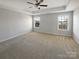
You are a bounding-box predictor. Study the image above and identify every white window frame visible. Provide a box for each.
[34,17,40,28]
[57,15,69,31]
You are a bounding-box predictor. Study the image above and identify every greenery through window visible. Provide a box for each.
[58,15,69,31]
[34,17,40,28]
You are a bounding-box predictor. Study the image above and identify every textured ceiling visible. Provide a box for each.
[0,0,70,15]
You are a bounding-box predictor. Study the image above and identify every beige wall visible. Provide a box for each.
[0,8,32,42]
[33,11,73,36]
[73,8,79,44]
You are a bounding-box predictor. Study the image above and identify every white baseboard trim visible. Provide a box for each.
[34,31,72,37]
[0,31,32,43]
[51,33,72,37]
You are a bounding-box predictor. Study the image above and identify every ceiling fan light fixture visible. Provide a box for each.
[27,0,48,9]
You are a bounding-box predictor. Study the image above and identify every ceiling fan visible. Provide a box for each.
[27,0,48,9]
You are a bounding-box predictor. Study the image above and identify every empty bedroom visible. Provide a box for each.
[0,0,79,59]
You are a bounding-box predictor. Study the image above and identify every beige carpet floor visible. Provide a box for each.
[0,32,79,59]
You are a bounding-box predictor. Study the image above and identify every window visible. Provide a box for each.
[34,17,40,28]
[58,15,69,31]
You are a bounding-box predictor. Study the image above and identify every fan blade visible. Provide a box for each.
[38,0,43,4]
[27,2,34,5]
[39,0,43,3]
[40,5,47,7]
[35,0,38,2]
